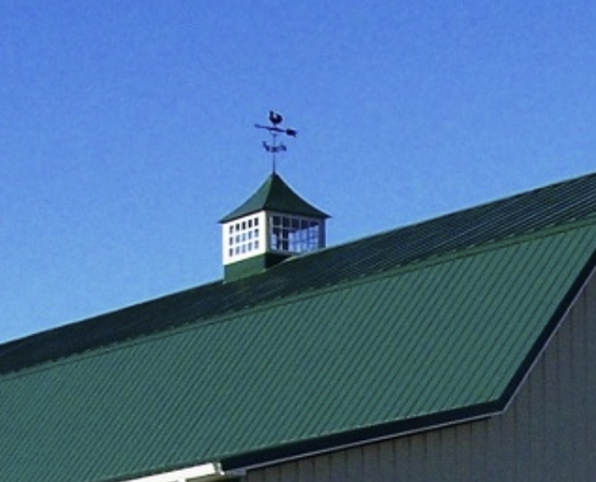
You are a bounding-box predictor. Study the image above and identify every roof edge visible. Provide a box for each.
[221,401,500,472]
[499,244,596,410]
[321,172,596,258]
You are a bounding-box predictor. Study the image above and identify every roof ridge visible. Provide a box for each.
[273,218,596,311]
[320,170,596,255]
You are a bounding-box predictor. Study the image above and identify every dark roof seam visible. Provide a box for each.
[401,217,596,272]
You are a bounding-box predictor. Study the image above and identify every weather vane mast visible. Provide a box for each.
[255,111,297,173]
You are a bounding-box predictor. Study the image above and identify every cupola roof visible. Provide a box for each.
[220,173,329,223]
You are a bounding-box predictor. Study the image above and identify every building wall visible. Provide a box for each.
[243,269,596,482]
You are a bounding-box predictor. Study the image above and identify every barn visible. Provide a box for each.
[2,171,596,482]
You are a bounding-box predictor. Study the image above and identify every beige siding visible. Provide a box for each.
[244,269,596,482]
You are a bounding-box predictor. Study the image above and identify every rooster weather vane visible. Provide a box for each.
[255,111,297,173]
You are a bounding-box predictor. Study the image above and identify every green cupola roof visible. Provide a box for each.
[220,173,329,223]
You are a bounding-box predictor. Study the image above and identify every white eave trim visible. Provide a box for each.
[125,462,229,482]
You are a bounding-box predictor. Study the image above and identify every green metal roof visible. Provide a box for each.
[219,173,329,222]
[2,172,596,482]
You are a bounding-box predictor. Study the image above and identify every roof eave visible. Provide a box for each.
[220,401,501,473]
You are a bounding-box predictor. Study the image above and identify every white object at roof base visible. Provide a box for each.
[125,462,227,482]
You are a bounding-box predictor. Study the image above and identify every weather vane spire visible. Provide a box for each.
[254,111,297,173]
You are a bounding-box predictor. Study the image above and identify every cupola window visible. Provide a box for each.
[270,214,324,253]
[228,216,260,257]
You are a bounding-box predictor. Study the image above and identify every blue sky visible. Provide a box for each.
[2,0,596,342]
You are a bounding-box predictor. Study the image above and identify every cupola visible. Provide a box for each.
[220,173,329,281]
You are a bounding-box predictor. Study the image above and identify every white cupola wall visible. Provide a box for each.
[222,211,267,265]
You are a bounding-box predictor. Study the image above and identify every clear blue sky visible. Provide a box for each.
[2,1,596,342]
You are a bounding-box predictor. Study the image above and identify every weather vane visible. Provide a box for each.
[255,111,297,173]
